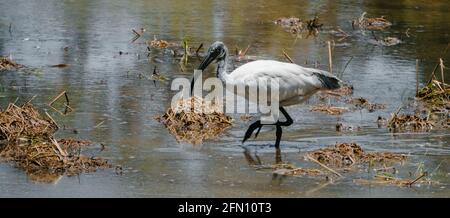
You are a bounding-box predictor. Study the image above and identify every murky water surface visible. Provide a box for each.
[0,0,449,197]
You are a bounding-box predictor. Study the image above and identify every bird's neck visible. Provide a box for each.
[216,56,229,83]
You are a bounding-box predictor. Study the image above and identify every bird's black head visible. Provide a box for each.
[197,41,227,71]
[191,42,227,95]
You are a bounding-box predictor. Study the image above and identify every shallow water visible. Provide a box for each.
[0,0,449,197]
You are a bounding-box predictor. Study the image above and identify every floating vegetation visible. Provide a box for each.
[274,17,302,27]
[308,143,365,168]
[271,163,324,177]
[369,36,402,46]
[350,97,386,112]
[0,103,110,182]
[274,15,323,36]
[0,56,24,71]
[352,12,392,31]
[387,113,434,132]
[336,123,361,132]
[361,152,407,164]
[311,104,350,115]
[147,36,170,49]
[156,97,233,145]
[353,172,431,187]
[417,79,450,110]
[150,66,168,86]
[307,143,407,168]
[48,91,73,116]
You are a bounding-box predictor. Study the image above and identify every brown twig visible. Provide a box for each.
[44,111,60,129]
[241,44,251,57]
[328,41,333,74]
[408,172,428,187]
[195,43,203,55]
[49,91,66,106]
[282,49,294,63]
[306,154,343,177]
[427,42,450,85]
[440,58,445,84]
[416,59,419,96]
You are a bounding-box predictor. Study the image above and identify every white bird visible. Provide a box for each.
[193,41,343,149]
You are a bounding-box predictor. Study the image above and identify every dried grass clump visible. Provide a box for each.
[352,12,392,30]
[147,36,170,49]
[0,137,109,177]
[0,56,24,71]
[0,103,110,182]
[308,143,364,168]
[378,37,401,46]
[274,16,323,36]
[0,103,57,141]
[353,173,431,187]
[361,152,407,163]
[387,113,434,132]
[156,97,232,144]
[350,97,386,112]
[417,79,450,110]
[272,163,324,176]
[311,104,349,115]
[308,143,407,168]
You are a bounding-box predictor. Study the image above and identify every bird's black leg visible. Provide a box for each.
[242,106,293,146]
[275,146,282,164]
[274,125,282,149]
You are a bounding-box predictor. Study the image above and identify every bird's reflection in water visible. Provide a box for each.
[241,146,288,185]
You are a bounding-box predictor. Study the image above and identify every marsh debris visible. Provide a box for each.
[353,172,431,187]
[0,56,24,71]
[388,113,433,132]
[48,91,73,116]
[417,79,449,110]
[0,103,110,182]
[307,143,407,168]
[336,123,361,132]
[350,97,386,112]
[275,16,323,36]
[352,12,392,31]
[311,104,350,115]
[147,36,171,49]
[156,97,233,144]
[272,163,324,177]
[361,152,407,164]
[0,103,57,141]
[369,36,402,46]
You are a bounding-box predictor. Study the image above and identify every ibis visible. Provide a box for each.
[192,41,343,149]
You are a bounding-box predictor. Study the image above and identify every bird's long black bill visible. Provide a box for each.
[190,52,218,95]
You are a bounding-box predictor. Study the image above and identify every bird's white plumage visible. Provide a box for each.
[222,60,330,106]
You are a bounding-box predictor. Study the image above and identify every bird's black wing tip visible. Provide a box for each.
[313,72,341,90]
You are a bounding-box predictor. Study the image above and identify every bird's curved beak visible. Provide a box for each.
[197,51,218,71]
[190,51,219,95]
